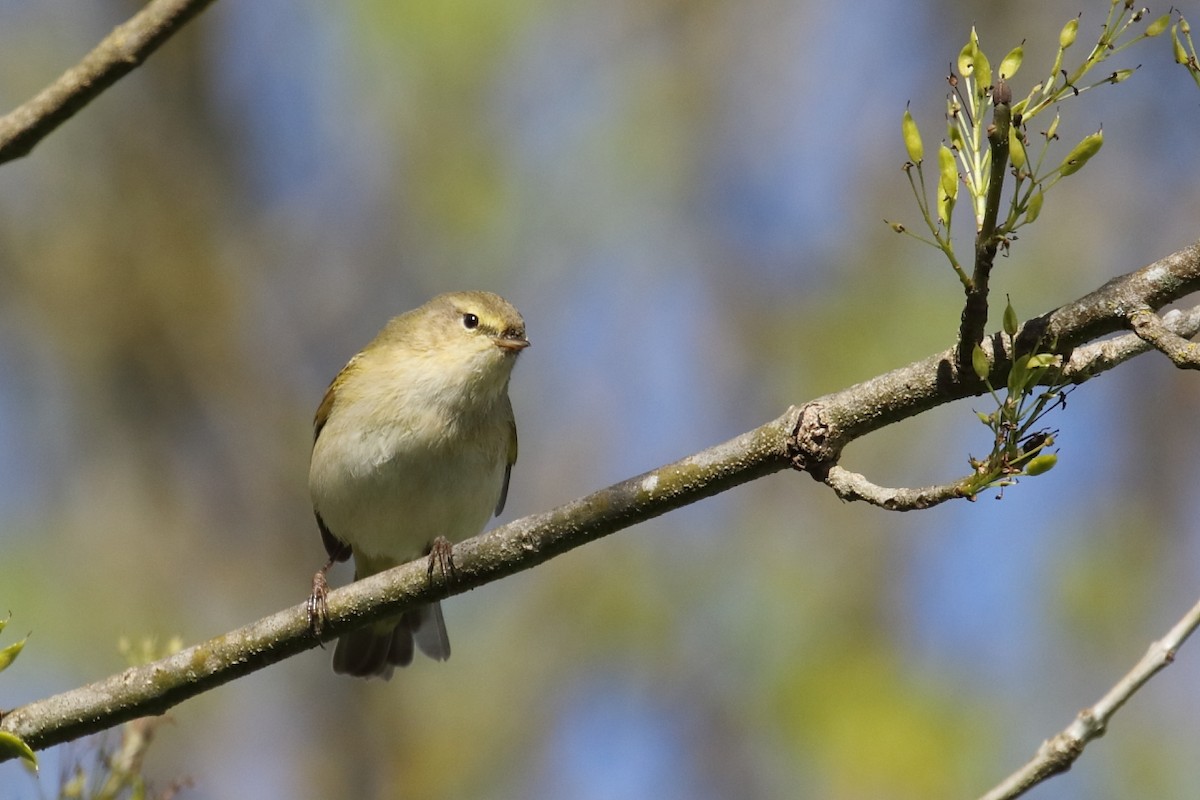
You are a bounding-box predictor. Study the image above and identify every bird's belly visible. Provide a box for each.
[311,431,505,564]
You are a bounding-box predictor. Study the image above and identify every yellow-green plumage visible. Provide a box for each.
[309,291,526,679]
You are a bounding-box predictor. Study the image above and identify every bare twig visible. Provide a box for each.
[1062,306,1200,379]
[979,594,1200,800]
[0,0,217,164]
[822,466,968,510]
[1129,308,1200,368]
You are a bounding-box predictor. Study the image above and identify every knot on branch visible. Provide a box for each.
[787,402,838,480]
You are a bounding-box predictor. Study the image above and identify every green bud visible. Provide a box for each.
[1045,112,1061,141]
[1174,25,1189,64]
[937,186,955,226]
[1059,129,1104,176]
[957,38,976,78]
[976,411,995,424]
[972,344,990,381]
[0,637,24,671]
[888,221,906,233]
[1024,453,1058,475]
[1024,189,1043,221]
[1003,298,1019,336]
[958,28,993,89]
[1060,17,1079,49]
[1182,17,1192,35]
[902,108,924,163]
[938,144,958,198]
[1008,125,1027,170]
[999,45,1024,79]
[1026,353,1058,368]
[1008,353,1030,395]
[948,123,966,153]
[1108,68,1136,84]
[1146,13,1171,37]
[937,144,958,224]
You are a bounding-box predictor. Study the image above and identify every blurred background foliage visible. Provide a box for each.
[0,0,1198,798]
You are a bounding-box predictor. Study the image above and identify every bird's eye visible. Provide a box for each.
[462,313,480,330]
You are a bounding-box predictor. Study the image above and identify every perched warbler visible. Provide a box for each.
[308,291,528,679]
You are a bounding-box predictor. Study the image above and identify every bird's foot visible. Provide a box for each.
[307,559,335,640]
[426,536,458,586]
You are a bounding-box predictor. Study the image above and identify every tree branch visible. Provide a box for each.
[979,593,1200,800]
[819,303,1200,510]
[1129,308,1200,368]
[0,0,217,165]
[1,239,1198,758]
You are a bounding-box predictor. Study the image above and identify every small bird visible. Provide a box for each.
[308,291,528,679]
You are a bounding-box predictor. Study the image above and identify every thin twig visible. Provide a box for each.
[0,0,217,164]
[979,594,1200,800]
[1129,308,1200,368]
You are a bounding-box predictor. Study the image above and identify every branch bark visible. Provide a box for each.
[2,239,1198,758]
[0,0,217,165]
[979,593,1200,800]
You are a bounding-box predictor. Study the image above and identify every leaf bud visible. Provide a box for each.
[1059,129,1103,176]
[999,45,1024,79]
[1024,453,1058,476]
[972,344,990,381]
[902,108,924,164]
[1060,17,1079,49]
[1146,13,1170,37]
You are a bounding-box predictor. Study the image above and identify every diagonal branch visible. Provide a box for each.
[979,593,1200,800]
[0,0,217,165]
[1,240,1197,757]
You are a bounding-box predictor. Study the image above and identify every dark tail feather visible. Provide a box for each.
[332,602,450,679]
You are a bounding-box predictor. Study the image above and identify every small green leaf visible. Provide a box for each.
[0,732,37,771]
[1059,17,1079,49]
[1003,298,1019,337]
[1026,353,1058,369]
[1008,125,1027,170]
[1008,354,1031,395]
[1146,14,1171,37]
[937,144,958,224]
[902,108,924,163]
[1024,453,1058,475]
[1024,190,1044,224]
[957,38,976,78]
[1059,129,1103,176]
[1174,25,1189,64]
[958,28,993,90]
[972,344,990,381]
[938,144,958,199]
[0,637,25,672]
[999,45,1024,79]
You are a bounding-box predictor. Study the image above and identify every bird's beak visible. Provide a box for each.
[495,335,530,352]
